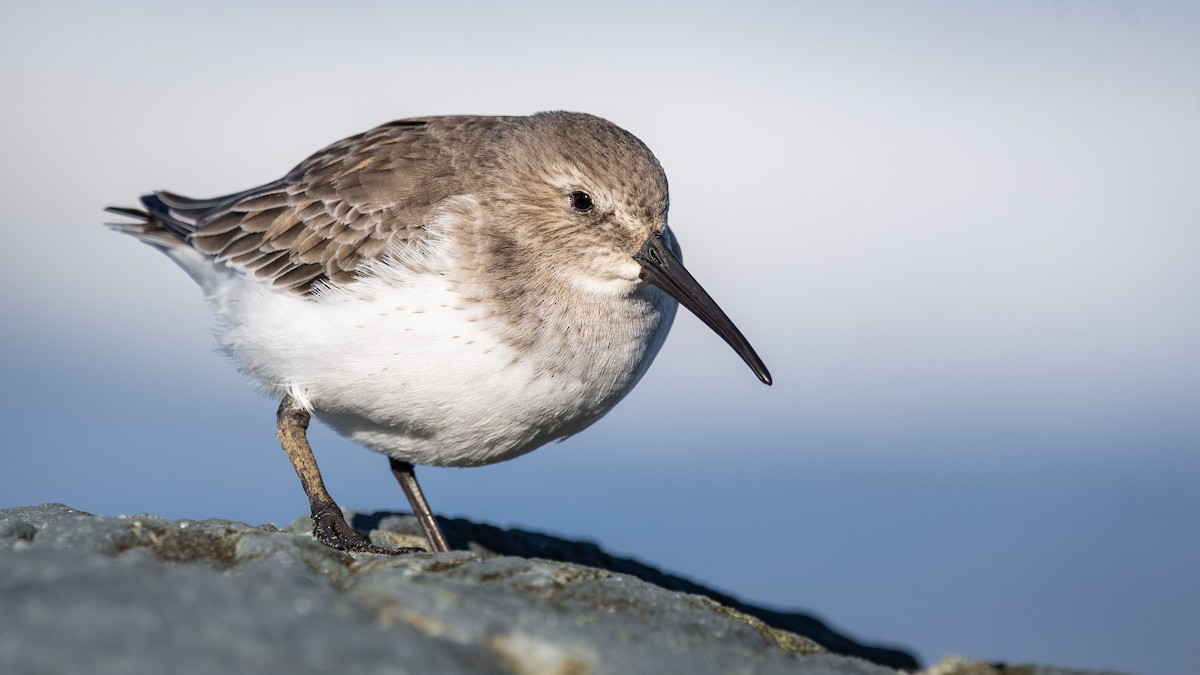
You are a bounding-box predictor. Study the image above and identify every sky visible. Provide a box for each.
[1,2,1197,674]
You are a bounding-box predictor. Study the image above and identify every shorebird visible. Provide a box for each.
[108,112,770,554]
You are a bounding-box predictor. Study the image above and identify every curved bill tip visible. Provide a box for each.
[634,232,772,385]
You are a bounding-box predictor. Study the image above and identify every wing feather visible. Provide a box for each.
[109,116,509,294]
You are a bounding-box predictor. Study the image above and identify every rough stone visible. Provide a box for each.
[0,505,1127,675]
[395,511,917,668]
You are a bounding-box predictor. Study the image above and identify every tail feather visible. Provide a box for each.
[155,190,228,212]
[105,197,238,292]
[138,193,199,239]
[106,190,219,248]
[106,181,288,286]
[103,205,150,220]
[104,202,187,250]
[155,184,270,219]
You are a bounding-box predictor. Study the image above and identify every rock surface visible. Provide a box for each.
[0,505,1124,675]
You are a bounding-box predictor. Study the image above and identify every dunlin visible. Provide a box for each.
[108,112,770,554]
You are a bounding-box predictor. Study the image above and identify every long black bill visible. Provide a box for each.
[634,232,772,385]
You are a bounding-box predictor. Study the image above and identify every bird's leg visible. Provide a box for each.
[389,458,451,552]
[276,395,421,554]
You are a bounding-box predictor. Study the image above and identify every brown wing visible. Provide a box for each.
[141,116,506,293]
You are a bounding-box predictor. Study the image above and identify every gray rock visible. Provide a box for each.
[0,505,1125,675]
[399,511,917,669]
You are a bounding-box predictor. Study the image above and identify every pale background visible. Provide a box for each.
[2,3,1197,674]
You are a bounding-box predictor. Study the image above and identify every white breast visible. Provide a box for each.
[188,251,676,467]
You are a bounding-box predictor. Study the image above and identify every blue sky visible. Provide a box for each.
[1,2,1197,674]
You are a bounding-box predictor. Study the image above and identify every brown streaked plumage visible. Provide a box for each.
[117,117,509,292]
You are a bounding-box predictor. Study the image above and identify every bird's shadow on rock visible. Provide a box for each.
[351,511,919,671]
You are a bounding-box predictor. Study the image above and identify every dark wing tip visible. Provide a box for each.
[104,205,150,220]
[105,192,198,245]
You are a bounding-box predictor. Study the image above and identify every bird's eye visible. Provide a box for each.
[570,191,594,212]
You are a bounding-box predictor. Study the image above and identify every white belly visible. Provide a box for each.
[202,264,675,467]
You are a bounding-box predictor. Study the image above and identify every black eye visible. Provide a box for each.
[570,191,593,212]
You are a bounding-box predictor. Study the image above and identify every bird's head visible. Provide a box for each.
[477,111,771,385]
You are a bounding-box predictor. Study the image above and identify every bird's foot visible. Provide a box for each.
[311,505,424,555]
